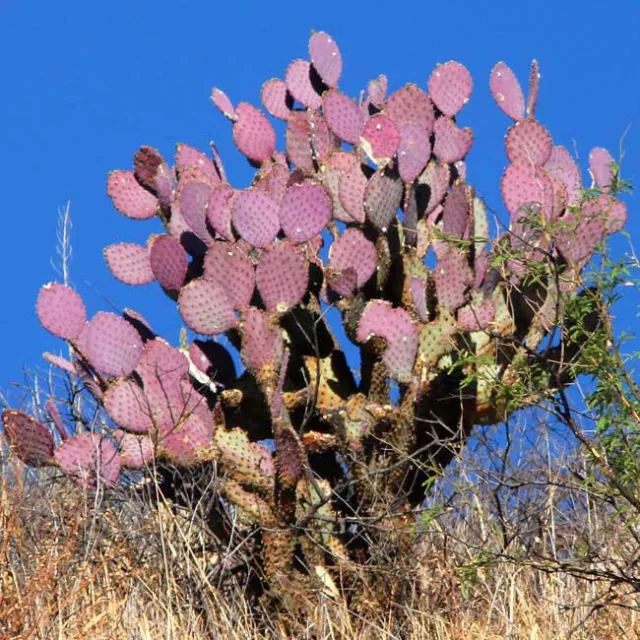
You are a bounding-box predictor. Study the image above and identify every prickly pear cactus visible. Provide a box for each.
[2,32,627,605]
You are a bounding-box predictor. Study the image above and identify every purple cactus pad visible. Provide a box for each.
[360,114,401,165]
[211,87,237,120]
[203,241,255,310]
[36,283,87,341]
[280,182,333,243]
[107,170,158,220]
[256,241,308,312]
[428,61,473,117]
[104,243,155,286]
[385,84,435,133]
[308,31,342,87]
[233,103,276,163]
[54,433,121,489]
[363,171,404,232]
[2,409,55,467]
[490,62,525,121]
[356,301,419,382]
[328,228,377,295]
[232,189,280,248]
[149,235,189,292]
[261,78,291,120]
[178,278,238,335]
[323,90,365,145]
[84,311,144,377]
[433,117,474,163]
[285,59,323,110]
[505,120,553,167]
[589,147,615,191]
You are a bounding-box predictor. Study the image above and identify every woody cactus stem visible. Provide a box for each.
[3,33,627,601]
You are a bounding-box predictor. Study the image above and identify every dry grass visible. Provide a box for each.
[2,443,640,640]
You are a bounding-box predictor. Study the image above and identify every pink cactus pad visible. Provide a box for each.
[490,62,525,121]
[203,241,255,309]
[232,103,276,163]
[206,184,235,240]
[367,74,388,108]
[555,208,606,266]
[397,122,432,182]
[363,170,404,232]
[428,61,473,117]
[339,165,368,224]
[104,378,154,433]
[285,110,332,170]
[323,90,364,144]
[2,409,55,467]
[134,146,174,207]
[457,297,495,331]
[589,147,615,191]
[232,189,280,248]
[54,433,121,489]
[280,182,332,243]
[433,247,473,311]
[420,161,451,215]
[107,170,158,220]
[505,120,553,167]
[442,184,470,239]
[433,117,474,163]
[321,167,351,223]
[386,84,435,133]
[84,311,144,377]
[544,146,582,207]
[133,146,165,190]
[241,307,284,372]
[285,59,322,110]
[46,398,69,441]
[256,161,290,205]
[326,151,358,172]
[138,338,189,387]
[211,87,237,120]
[104,243,154,286]
[356,301,419,383]
[160,414,212,466]
[261,78,291,120]
[328,228,377,295]
[43,352,76,374]
[36,283,87,341]
[582,194,627,235]
[114,430,155,469]
[309,31,342,87]
[527,59,540,119]
[256,242,308,312]
[149,235,189,292]
[549,175,569,221]
[178,179,214,242]
[501,160,554,220]
[210,142,227,182]
[326,267,358,297]
[271,348,290,418]
[360,114,401,165]
[175,143,221,185]
[178,278,238,335]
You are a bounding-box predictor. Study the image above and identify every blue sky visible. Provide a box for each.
[1,0,639,397]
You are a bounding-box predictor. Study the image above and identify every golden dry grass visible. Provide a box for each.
[2,442,640,639]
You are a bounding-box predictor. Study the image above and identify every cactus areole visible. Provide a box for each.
[3,32,626,601]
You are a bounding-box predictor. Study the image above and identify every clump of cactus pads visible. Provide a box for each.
[3,32,626,608]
